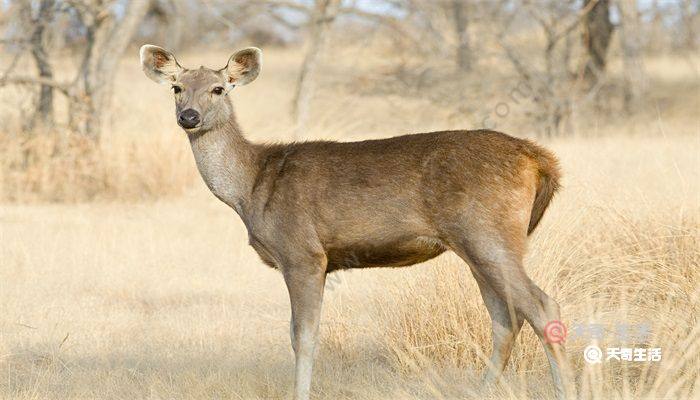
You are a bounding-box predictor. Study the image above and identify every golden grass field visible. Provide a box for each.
[0,48,698,399]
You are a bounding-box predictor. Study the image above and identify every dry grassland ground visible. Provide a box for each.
[0,48,698,399]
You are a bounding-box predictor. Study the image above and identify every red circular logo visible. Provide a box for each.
[544,320,567,344]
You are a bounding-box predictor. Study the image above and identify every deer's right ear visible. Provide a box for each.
[140,44,183,85]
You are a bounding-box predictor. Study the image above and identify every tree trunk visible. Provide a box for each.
[78,0,151,140]
[28,0,56,131]
[617,0,646,113]
[292,0,341,139]
[582,0,614,86]
[451,0,471,72]
[150,0,183,50]
[681,0,697,50]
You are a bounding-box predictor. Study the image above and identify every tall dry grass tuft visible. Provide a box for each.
[373,257,489,373]
[373,202,699,398]
[0,131,197,202]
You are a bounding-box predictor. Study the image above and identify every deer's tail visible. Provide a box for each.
[527,144,562,235]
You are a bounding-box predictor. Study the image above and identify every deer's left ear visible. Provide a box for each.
[222,47,262,87]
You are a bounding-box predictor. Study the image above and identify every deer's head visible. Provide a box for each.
[140,45,262,134]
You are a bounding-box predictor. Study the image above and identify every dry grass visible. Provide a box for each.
[0,132,196,202]
[0,47,698,399]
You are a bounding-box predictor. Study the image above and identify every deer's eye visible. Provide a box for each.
[212,86,224,95]
[172,85,182,94]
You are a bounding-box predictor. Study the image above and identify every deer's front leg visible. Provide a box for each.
[283,258,326,400]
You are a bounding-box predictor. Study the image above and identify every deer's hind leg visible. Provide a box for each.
[470,271,525,383]
[444,220,574,399]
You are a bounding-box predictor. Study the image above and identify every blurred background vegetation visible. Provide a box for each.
[0,0,697,201]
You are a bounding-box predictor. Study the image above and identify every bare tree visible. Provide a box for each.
[28,0,56,130]
[1,0,151,140]
[73,0,151,138]
[616,0,646,113]
[148,0,183,50]
[680,0,698,50]
[582,0,614,86]
[291,0,341,138]
[451,0,471,72]
[496,1,596,136]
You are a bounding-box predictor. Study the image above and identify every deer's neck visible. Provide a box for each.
[188,118,259,215]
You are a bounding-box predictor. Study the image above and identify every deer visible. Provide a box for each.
[140,44,574,400]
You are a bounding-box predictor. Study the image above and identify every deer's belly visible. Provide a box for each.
[325,237,447,272]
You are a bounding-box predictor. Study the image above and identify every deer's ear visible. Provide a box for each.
[223,47,262,87]
[140,44,183,85]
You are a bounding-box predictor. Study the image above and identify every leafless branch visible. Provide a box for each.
[0,76,73,98]
[266,0,312,14]
[525,0,601,47]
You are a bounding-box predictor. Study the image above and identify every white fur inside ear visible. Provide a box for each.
[224,47,262,86]
[140,44,182,85]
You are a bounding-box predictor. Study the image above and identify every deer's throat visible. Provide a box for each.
[188,125,257,210]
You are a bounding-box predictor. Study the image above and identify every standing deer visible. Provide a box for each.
[140,45,574,400]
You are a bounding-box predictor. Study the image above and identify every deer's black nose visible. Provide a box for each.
[178,109,200,129]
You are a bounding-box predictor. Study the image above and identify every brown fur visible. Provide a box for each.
[245,130,560,271]
[525,142,562,234]
[153,51,169,68]
[140,45,573,400]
